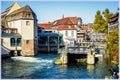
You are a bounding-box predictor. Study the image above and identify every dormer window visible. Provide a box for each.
[11,14,16,19]
[53,21,57,25]
[68,25,71,29]
[26,13,30,18]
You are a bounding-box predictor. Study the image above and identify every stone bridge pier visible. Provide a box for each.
[60,48,97,65]
[60,53,68,64]
[87,49,96,64]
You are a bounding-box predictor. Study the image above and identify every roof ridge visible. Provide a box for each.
[8,5,31,15]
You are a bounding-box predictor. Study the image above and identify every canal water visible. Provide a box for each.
[2,53,108,79]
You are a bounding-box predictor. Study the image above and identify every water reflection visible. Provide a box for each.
[59,65,68,73]
[87,64,95,72]
[87,64,95,77]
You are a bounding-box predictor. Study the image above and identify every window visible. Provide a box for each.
[26,21,30,26]
[10,23,12,27]
[68,25,71,29]
[11,30,16,34]
[2,30,6,34]
[26,13,31,18]
[11,38,15,46]
[65,30,68,36]
[53,21,57,25]
[17,38,21,46]
[11,14,16,19]
[26,40,30,44]
[71,31,74,36]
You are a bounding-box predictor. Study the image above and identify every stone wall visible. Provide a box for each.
[21,39,35,56]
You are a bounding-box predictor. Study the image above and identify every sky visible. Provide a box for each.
[1,0,119,24]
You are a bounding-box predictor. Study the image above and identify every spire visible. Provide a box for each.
[62,14,64,18]
[117,8,119,13]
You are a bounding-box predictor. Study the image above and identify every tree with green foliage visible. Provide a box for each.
[94,8,118,65]
[102,8,113,34]
[93,8,113,33]
[105,28,119,63]
[93,10,105,32]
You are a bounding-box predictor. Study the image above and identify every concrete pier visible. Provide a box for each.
[59,47,103,65]
[60,53,68,64]
[87,49,95,65]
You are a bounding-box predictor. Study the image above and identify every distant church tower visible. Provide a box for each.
[62,14,64,18]
[5,2,38,56]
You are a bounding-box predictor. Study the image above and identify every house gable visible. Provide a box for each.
[7,2,21,15]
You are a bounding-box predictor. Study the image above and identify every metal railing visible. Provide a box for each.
[58,47,87,54]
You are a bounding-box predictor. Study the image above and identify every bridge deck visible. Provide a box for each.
[58,47,88,54]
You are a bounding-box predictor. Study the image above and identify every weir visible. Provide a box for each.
[59,47,103,64]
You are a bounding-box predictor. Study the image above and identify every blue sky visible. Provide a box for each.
[1,1,118,24]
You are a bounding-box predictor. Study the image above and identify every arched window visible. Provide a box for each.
[11,38,15,46]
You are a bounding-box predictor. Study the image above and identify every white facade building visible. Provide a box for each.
[58,29,77,46]
[1,2,38,56]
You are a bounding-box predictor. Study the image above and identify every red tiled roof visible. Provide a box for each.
[53,17,77,25]
[83,26,88,31]
[69,17,77,24]
[37,16,78,30]
[53,18,69,25]
[57,25,76,30]
[37,23,53,29]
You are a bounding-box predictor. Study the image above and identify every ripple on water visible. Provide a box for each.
[11,56,53,63]
[2,54,108,79]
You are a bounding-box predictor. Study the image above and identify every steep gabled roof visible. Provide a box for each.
[83,26,88,31]
[53,17,77,25]
[37,23,53,29]
[53,18,69,25]
[37,16,78,31]
[6,5,37,20]
[1,7,11,18]
[6,2,21,15]
[69,17,78,24]
[8,5,32,16]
